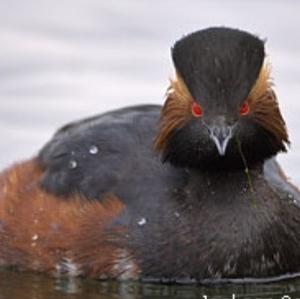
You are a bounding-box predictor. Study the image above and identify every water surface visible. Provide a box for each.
[1,270,300,299]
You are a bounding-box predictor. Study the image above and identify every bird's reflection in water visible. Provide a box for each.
[0,270,300,299]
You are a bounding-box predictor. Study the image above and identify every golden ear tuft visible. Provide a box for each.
[166,73,193,104]
[249,62,272,103]
[154,73,193,152]
[248,61,290,148]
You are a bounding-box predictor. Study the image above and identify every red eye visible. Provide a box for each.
[240,101,250,116]
[191,102,203,117]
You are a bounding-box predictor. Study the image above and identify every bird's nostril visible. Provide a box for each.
[223,127,232,137]
[211,126,231,139]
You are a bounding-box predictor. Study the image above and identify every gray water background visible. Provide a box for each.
[0,1,300,298]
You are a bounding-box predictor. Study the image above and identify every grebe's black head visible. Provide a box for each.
[155,27,289,170]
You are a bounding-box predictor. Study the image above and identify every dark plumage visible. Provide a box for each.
[0,27,300,283]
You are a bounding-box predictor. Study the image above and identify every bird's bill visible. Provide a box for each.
[208,125,234,156]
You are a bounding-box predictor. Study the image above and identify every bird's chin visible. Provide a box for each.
[199,156,243,172]
[193,143,245,171]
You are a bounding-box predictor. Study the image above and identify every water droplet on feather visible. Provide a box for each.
[137,217,147,226]
[32,234,39,241]
[69,160,77,169]
[89,145,99,155]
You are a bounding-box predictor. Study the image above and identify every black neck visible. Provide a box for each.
[184,162,264,205]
